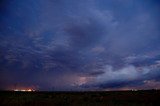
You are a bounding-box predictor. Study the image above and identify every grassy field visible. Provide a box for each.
[0,90,160,106]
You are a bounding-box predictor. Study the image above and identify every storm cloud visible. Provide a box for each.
[0,0,160,90]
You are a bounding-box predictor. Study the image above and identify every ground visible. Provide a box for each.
[0,90,160,106]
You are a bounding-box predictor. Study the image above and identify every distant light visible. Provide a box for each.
[27,89,32,92]
[131,89,137,91]
[14,89,19,91]
[14,89,35,92]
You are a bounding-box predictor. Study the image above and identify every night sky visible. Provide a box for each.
[0,0,160,91]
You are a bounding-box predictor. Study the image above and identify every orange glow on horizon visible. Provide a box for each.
[14,88,35,92]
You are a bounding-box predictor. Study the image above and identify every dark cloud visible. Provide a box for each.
[84,56,160,89]
[0,0,160,90]
[65,20,106,49]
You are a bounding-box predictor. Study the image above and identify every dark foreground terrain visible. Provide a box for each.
[0,90,160,106]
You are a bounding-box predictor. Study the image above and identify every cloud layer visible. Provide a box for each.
[0,0,160,90]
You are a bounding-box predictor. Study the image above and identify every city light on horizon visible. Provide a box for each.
[13,88,35,92]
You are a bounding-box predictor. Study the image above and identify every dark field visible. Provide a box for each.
[0,90,160,106]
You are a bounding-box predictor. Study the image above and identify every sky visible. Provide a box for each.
[0,0,160,91]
